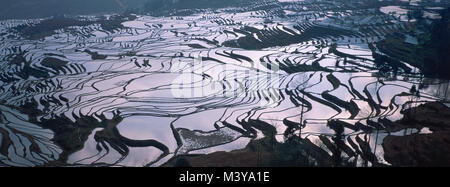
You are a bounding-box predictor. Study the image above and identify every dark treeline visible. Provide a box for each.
[0,0,257,20]
[426,7,450,79]
[144,0,249,12]
[0,0,147,20]
[374,7,450,80]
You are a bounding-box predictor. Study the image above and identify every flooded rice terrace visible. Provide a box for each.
[0,0,449,167]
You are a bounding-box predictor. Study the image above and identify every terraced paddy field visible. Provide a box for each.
[0,0,449,167]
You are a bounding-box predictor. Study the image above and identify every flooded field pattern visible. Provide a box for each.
[0,0,449,167]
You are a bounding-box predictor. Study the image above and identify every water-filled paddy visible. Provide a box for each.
[0,0,449,167]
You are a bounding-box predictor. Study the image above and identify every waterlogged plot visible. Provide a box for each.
[0,105,61,166]
[0,0,449,167]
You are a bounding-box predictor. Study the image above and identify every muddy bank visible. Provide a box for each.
[383,131,450,167]
[162,135,338,167]
[382,102,450,166]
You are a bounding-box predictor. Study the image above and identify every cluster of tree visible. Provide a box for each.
[375,7,450,80]
[143,0,250,12]
[0,0,266,19]
[13,14,136,40]
[423,7,450,79]
[0,0,146,20]
[408,8,424,20]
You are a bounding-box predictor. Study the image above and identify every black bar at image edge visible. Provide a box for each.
[1,167,444,185]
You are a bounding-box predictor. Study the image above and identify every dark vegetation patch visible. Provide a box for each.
[0,0,148,20]
[2,48,86,83]
[41,57,68,68]
[8,52,27,66]
[367,41,412,76]
[144,0,251,16]
[12,14,136,40]
[375,8,450,79]
[186,43,207,49]
[3,51,49,82]
[84,49,108,60]
[0,125,13,156]
[99,14,137,32]
[329,43,371,62]
[12,17,92,40]
[223,25,360,50]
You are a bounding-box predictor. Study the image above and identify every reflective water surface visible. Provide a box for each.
[0,0,449,167]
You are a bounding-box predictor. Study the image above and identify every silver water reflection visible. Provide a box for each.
[0,0,449,167]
